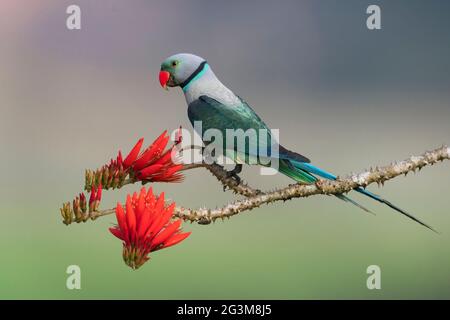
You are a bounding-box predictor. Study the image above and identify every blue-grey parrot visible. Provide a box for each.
[159,53,434,232]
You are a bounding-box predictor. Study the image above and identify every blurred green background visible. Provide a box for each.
[1,0,450,299]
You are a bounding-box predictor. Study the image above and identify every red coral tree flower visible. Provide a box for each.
[122,130,184,182]
[109,187,191,269]
[85,129,184,192]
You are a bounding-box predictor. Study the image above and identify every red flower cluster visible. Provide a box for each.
[109,187,190,269]
[122,130,183,182]
[85,129,183,191]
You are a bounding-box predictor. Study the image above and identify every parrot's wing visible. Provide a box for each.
[188,95,310,163]
[188,95,268,162]
[236,96,310,163]
[188,95,270,134]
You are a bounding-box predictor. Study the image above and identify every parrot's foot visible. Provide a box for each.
[224,164,242,189]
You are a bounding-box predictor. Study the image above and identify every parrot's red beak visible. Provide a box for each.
[159,70,170,90]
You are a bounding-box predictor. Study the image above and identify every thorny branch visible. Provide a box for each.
[87,145,450,225]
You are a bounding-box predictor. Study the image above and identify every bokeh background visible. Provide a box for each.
[1,0,450,299]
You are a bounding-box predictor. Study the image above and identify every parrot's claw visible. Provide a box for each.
[226,172,241,185]
[225,164,242,185]
[223,172,241,192]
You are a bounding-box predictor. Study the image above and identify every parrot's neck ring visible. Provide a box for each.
[181,61,208,92]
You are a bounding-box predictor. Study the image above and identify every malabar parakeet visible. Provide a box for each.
[159,53,434,232]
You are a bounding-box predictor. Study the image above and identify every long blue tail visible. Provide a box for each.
[290,161,437,232]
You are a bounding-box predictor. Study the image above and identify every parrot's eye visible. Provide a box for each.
[171,60,178,67]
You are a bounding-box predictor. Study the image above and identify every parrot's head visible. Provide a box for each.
[159,53,207,90]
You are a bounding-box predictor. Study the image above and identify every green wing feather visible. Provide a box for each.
[188,95,270,135]
[188,95,272,162]
[188,95,315,184]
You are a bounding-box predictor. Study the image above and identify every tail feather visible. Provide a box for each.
[355,188,438,233]
[336,194,373,214]
[288,160,436,232]
[279,159,372,214]
[278,160,317,184]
